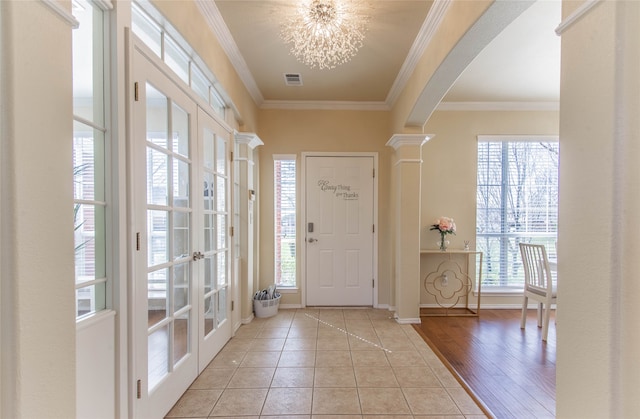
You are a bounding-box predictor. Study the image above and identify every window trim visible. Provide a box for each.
[476,135,559,290]
[131,1,231,121]
[273,154,297,288]
[72,0,113,320]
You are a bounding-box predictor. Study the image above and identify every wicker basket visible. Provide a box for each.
[253,294,281,318]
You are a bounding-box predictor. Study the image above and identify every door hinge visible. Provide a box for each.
[134,82,139,101]
[136,232,141,251]
[230,151,234,162]
[230,226,234,237]
[373,168,375,178]
[372,279,375,288]
[372,224,375,233]
[136,379,141,399]
[231,300,234,311]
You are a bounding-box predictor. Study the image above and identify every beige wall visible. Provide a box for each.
[256,109,393,307]
[420,110,559,307]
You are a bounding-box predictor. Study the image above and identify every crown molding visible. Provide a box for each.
[437,101,559,111]
[260,100,390,111]
[386,134,434,150]
[195,0,264,106]
[393,159,423,166]
[92,0,114,11]
[235,132,264,149]
[40,0,79,28]
[555,0,602,36]
[385,0,451,107]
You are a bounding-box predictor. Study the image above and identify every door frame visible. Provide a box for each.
[300,152,379,308]
[195,106,233,373]
[128,36,235,418]
[130,46,200,417]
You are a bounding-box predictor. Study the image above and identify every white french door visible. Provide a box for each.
[305,156,375,306]
[197,107,231,370]
[132,46,231,418]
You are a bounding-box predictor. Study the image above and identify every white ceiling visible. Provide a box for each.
[208,0,561,109]
[444,0,561,104]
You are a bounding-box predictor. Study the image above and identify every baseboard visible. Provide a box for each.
[279,303,304,309]
[395,317,421,324]
[419,303,556,310]
[241,314,254,324]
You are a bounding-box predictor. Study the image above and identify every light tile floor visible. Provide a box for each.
[166,308,487,418]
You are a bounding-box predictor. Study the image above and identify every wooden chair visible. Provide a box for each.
[519,243,557,341]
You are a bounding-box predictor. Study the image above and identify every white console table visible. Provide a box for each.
[420,250,483,317]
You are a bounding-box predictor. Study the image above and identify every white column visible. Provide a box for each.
[386,134,432,323]
[234,133,263,323]
[557,1,640,417]
[0,1,76,417]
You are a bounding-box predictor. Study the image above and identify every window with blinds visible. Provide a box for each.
[274,156,297,287]
[476,137,559,288]
[131,2,227,118]
[73,0,109,318]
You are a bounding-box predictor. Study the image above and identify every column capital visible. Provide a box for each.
[386,134,434,150]
[235,132,264,149]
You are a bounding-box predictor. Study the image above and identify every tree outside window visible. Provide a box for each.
[477,138,559,288]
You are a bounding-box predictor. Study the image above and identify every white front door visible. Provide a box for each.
[132,46,232,418]
[305,156,375,306]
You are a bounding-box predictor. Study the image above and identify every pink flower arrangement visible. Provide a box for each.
[430,216,456,251]
[430,216,456,235]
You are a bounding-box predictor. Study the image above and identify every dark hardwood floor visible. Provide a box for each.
[414,309,556,419]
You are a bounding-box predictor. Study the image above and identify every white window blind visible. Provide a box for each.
[476,137,559,288]
[274,157,296,287]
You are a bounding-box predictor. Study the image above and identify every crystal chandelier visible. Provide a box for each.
[280,0,370,70]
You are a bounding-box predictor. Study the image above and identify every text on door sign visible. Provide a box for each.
[317,180,359,200]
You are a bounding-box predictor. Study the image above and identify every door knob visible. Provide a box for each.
[308,238,318,243]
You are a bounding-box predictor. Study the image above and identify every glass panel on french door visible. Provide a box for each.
[215,136,226,175]
[148,324,169,390]
[204,295,214,335]
[217,288,227,325]
[145,82,192,392]
[174,263,189,312]
[202,127,228,339]
[173,310,189,366]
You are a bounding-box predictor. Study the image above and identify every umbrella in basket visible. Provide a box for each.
[253,285,281,318]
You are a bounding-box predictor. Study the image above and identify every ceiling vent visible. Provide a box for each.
[284,73,303,86]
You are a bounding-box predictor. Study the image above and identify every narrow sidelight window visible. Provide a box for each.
[274,156,297,287]
[72,0,109,318]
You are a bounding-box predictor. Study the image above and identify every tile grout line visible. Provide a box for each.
[304,313,393,353]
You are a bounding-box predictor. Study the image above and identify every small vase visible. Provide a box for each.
[438,234,449,251]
